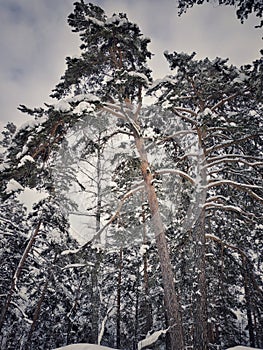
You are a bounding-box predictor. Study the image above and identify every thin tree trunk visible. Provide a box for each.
[134,133,184,350]
[24,278,49,350]
[91,252,101,344]
[25,252,58,349]
[96,136,102,232]
[242,257,255,347]
[0,220,42,333]
[192,211,208,350]
[116,247,123,349]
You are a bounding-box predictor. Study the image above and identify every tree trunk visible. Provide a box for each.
[134,133,184,350]
[96,136,102,232]
[90,252,101,344]
[242,257,255,347]
[191,211,208,350]
[116,247,123,349]
[141,200,152,336]
[24,278,49,349]
[0,220,42,333]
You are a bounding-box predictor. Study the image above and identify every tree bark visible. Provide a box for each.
[0,220,42,333]
[242,257,255,348]
[116,247,123,349]
[191,211,208,350]
[134,133,184,350]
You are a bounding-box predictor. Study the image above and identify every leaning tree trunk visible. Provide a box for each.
[0,219,42,333]
[134,133,184,350]
[191,210,208,350]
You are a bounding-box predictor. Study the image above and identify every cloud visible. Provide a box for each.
[0,0,262,129]
[0,0,79,128]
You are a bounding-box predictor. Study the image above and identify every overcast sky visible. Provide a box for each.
[0,0,262,130]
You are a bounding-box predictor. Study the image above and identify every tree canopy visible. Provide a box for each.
[0,1,262,350]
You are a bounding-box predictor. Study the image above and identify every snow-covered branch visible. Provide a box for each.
[206,134,261,154]
[203,202,253,218]
[10,301,32,325]
[207,180,263,202]
[207,154,263,164]
[156,168,195,185]
[205,156,263,169]
[102,106,126,120]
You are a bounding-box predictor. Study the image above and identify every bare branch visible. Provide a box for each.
[206,233,247,257]
[211,92,239,112]
[172,108,198,126]
[102,106,126,120]
[173,107,198,117]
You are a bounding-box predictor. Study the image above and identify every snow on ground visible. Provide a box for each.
[227,346,262,350]
[53,344,262,350]
[53,344,118,350]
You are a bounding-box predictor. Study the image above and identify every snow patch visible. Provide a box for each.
[73,101,94,115]
[18,155,35,167]
[15,116,48,134]
[138,327,169,350]
[17,187,49,212]
[5,179,24,193]
[227,346,261,350]
[85,15,104,27]
[54,100,72,113]
[139,244,149,256]
[67,93,100,103]
[128,71,149,84]
[53,344,119,350]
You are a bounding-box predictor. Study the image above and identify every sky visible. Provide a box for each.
[0,0,262,130]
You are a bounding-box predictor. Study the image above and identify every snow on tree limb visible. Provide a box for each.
[203,202,254,219]
[206,156,263,169]
[207,180,263,202]
[206,134,261,154]
[156,168,195,185]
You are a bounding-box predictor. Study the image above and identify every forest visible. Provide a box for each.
[0,1,262,350]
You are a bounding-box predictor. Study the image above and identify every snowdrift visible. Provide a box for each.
[53,344,262,350]
[53,344,118,350]
[227,346,262,350]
